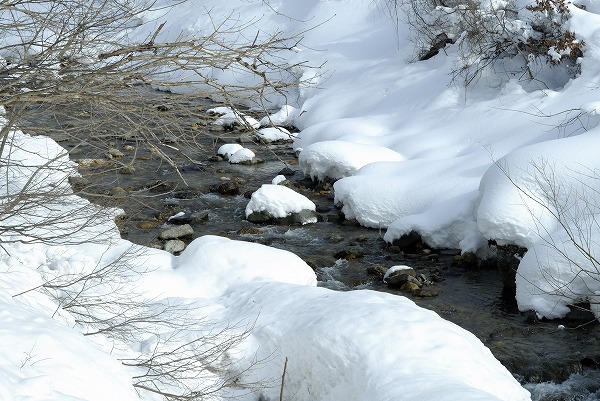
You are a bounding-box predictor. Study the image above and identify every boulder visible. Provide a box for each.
[159,224,194,240]
[164,239,186,254]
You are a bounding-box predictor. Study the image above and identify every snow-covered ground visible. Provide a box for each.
[4,0,600,399]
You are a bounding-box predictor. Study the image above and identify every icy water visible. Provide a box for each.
[20,88,600,400]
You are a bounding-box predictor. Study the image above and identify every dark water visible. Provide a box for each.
[20,89,600,400]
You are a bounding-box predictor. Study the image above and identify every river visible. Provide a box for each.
[19,88,600,401]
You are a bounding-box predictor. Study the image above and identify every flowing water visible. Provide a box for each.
[20,88,600,400]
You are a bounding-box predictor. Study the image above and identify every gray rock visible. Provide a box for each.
[107,148,124,158]
[214,181,240,196]
[164,239,186,254]
[119,165,135,175]
[159,224,194,240]
[190,210,210,223]
[335,245,365,260]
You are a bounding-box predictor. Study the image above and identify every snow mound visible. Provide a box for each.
[229,148,255,164]
[208,106,260,129]
[335,157,482,228]
[385,191,489,255]
[477,131,600,247]
[256,126,295,142]
[299,140,406,181]
[171,236,317,298]
[246,184,316,218]
[224,284,531,401]
[476,131,600,318]
[217,143,243,159]
[259,105,301,127]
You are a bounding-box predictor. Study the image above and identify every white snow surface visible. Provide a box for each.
[245,184,316,219]
[255,126,295,142]
[259,105,301,127]
[229,147,255,164]
[12,0,600,397]
[217,143,243,159]
[300,140,406,181]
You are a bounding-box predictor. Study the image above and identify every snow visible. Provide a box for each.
[208,106,260,129]
[382,265,414,283]
[245,184,316,220]
[217,144,257,165]
[11,0,600,397]
[228,147,256,164]
[300,140,406,181]
[255,126,295,142]
[259,105,301,127]
[217,143,243,159]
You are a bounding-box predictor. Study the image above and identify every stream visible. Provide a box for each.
[21,88,600,400]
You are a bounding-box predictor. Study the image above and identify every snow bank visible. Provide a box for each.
[259,105,301,127]
[221,283,531,401]
[476,131,600,318]
[171,235,317,298]
[299,140,406,181]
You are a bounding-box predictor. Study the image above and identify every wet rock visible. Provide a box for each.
[159,224,194,240]
[171,189,206,199]
[77,158,110,168]
[386,273,415,288]
[138,221,160,229]
[290,209,318,225]
[246,209,318,225]
[119,165,135,175]
[387,245,402,254]
[421,253,439,261]
[213,181,241,196]
[278,167,295,176]
[440,249,462,256]
[391,231,424,252]
[148,180,178,193]
[179,164,204,172]
[246,210,273,224]
[460,252,480,267]
[315,204,331,213]
[367,265,388,278]
[400,281,421,292]
[413,288,439,297]
[168,212,192,225]
[68,176,90,191]
[496,244,527,289]
[190,210,210,223]
[110,187,127,197]
[164,239,186,254]
[335,246,365,260]
[237,227,262,235]
[107,148,124,158]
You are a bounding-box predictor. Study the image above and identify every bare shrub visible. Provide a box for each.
[2,1,309,399]
[378,0,584,86]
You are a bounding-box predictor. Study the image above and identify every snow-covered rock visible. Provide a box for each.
[229,148,256,164]
[246,184,317,224]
